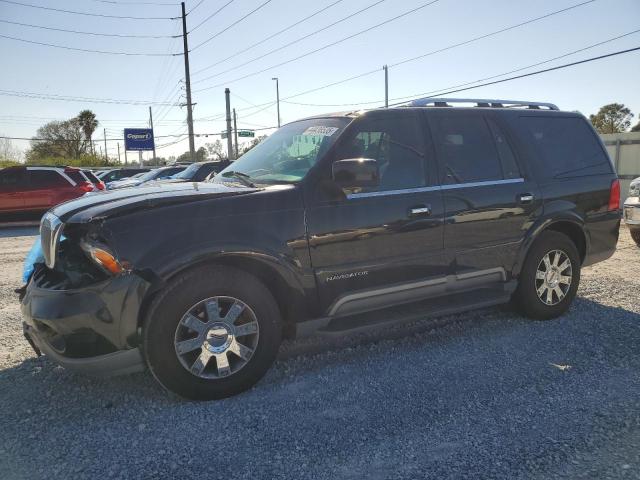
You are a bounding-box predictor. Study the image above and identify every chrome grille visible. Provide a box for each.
[40,212,63,269]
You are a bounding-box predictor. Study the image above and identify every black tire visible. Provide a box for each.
[631,228,640,247]
[143,265,281,400]
[513,231,581,320]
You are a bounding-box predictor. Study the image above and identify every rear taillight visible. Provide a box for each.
[608,179,620,211]
[96,182,105,190]
[78,182,94,193]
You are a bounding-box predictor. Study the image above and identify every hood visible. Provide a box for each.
[108,179,142,190]
[153,178,188,184]
[51,181,261,223]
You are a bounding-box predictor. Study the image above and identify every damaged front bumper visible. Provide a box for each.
[20,265,152,377]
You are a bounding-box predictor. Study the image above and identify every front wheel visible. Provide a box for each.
[143,265,282,400]
[631,228,640,247]
[513,231,581,320]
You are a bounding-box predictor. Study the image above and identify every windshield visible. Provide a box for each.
[172,163,199,179]
[215,117,350,184]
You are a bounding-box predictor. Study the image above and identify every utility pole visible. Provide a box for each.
[272,77,281,128]
[181,2,196,161]
[124,147,128,165]
[225,88,234,160]
[103,128,108,164]
[383,65,389,108]
[149,106,157,164]
[117,142,121,163]
[233,108,239,159]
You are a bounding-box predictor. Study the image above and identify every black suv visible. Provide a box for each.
[20,98,621,400]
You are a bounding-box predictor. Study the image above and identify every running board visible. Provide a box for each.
[307,288,511,337]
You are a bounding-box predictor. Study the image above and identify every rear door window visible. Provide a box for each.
[28,170,69,188]
[518,116,612,179]
[486,117,521,179]
[430,115,503,184]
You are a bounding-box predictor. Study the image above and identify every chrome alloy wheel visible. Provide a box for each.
[174,297,259,379]
[535,249,572,306]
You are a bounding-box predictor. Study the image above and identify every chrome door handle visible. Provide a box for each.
[519,193,534,204]
[410,206,431,216]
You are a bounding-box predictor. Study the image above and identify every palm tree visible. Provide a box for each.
[77,110,98,155]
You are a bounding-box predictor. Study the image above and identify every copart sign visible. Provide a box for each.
[124,128,155,151]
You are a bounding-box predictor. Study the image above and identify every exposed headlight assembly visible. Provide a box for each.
[81,241,127,275]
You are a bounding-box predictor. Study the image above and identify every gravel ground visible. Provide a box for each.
[1,226,639,480]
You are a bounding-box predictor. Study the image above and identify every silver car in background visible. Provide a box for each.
[623,176,640,246]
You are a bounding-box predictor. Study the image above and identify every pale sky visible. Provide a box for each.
[1,0,639,161]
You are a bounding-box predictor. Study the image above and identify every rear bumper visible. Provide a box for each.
[20,269,151,376]
[624,198,640,226]
[583,212,621,267]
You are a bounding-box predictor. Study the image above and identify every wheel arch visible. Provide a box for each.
[136,252,309,340]
[513,215,588,278]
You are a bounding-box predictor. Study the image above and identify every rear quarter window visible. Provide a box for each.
[518,116,612,180]
[65,171,86,184]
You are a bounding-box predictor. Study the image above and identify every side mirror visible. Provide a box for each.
[332,158,379,189]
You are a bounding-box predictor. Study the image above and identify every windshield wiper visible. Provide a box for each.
[221,171,256,187]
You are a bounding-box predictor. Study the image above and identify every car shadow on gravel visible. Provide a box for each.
[3,296,639,405]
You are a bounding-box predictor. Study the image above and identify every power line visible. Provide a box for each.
[87,0,177,5]
[0,19,178,38]
[187,0,206,15]
[191,0,274,51]
[226,0,598,102]
[0,0,178,19]
[191,0,346,76]
[389,46,640,106]
[192,0,389,83]
[281,29,640,107]
[388,0,596,70]
[189,0,236,32]
[0,89,181,106]
[194,0,443,91]
[0,33,182,56]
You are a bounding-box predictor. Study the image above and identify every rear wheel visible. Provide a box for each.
[513,231,581,320]
[143,265,281,400]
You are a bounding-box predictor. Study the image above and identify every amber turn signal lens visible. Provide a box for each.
[92,248,123,275]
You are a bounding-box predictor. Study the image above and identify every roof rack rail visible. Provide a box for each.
[406,97,559,110]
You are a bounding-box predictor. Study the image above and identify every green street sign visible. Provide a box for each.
[220,131,228,139]
[238,130,255,138]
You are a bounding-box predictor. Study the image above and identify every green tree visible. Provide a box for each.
[77,110,99,154]
[26,118,88,162]
[632,120,640,132]
[205,139,228,161]
[0,136,21,164]
[589,103,633,134]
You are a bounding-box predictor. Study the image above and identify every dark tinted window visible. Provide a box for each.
[487,118,520,179]
[431,115,502,184]
[65,170,86,184]
[29,170,69,188]
[82,170,101,183]
[335,112,427,191]
[519,116,612,179]
[0,169,26,188]
[194,165,215,181]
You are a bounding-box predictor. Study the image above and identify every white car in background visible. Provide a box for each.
[624,176,640,246]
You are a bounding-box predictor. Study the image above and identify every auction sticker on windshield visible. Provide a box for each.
[302,126,339,136]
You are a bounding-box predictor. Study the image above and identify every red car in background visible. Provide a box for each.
[0,166,98,214]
